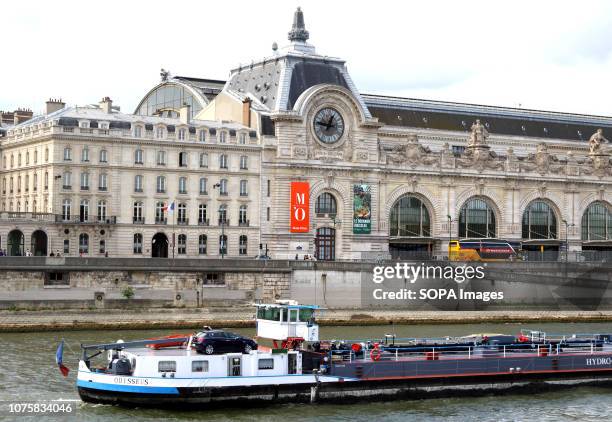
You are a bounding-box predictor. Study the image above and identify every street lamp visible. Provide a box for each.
[213,182,225,259]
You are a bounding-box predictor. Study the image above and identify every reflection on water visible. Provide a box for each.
[2,322,612,421]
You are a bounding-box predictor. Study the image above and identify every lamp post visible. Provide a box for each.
[213,182,225,259]
[562,219,575,263]
[447,214,452,260]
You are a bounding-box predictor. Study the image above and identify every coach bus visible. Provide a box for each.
[448,239,522,261]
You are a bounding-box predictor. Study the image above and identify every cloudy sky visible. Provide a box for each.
[2,0,612,116]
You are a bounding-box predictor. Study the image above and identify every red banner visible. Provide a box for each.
[290,182,309,233]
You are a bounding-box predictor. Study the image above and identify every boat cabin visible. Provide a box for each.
[255,301,320,342]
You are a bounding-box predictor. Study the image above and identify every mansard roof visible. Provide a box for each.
[364,94,612,142]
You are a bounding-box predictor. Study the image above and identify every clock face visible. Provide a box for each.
[313,107,344,144]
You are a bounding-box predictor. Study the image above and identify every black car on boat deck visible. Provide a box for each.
[194,330,258,355]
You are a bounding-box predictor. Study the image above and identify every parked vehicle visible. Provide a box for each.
[193,330,258,355]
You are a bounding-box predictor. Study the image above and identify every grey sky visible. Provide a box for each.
[2,0,612,116]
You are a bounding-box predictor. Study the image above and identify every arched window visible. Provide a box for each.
[177,234,187,255]
[133,233,143,254]
[582,201,612,241]
[315,192,337,216]
[239,235,248,255]
[458,197,496,238]
[389,196,431,237]
[522,200,557,239]
[79,233,89,254]
[156,176,166,193]
[198,234,207,254]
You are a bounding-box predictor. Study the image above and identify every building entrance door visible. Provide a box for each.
[315,227,335,261]
[151,233,169,258]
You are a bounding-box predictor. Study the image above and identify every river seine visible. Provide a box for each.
[1,322,611,421]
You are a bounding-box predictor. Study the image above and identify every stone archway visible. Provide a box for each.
[31,230,48,256]
[7,229,24,256]
[152,232,169,258]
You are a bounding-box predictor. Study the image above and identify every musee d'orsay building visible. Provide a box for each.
[1,8,611,260]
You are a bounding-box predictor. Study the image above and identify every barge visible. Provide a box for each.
[75,301,612,408]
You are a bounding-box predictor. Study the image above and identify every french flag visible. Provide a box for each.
[162,201,175,215]
[55,340,70,377]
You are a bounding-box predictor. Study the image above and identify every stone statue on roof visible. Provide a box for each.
[468,119,489,147]
[589,129,608,155]
[160,68,170,82]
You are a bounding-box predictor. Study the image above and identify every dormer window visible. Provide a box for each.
[178,128,186,141]
[100,122,109,130]
[134,126,142,137]
[219,131,227,143]
[199,130,206,142]
[79,121,89,129]
[156,127,165,139]
[239,133,247,144]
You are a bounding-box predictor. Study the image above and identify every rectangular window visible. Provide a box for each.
[267,179,270,197]
[258,359,274,370]
[158,361,176,372]
[203,273,225,286]
[44,272,69,287]
[63,239,69,254]
[267,207,270,221]
[192,360,209,372]
[240,156,248,170]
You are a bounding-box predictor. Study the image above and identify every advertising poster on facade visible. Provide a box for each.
[353,184,371,234]
[290,181,309,233]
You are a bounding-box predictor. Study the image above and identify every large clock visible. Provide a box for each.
[313,107,344,144]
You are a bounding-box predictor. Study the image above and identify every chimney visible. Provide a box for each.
[242,98,251,127]
[45,98,65,115]
[99,97,113,114]
[13,108,33,124]
[179,103,191,124]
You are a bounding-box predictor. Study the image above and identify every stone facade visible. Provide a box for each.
[1,8,611,260]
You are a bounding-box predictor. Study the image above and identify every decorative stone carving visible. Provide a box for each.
[505,147,519,172]
[520,143,564,175]
[589,129,608,155]
[583,130,612,177]
[456,120,504,170]
[468,119,489,147]
[383,135,437,167]
[440,142,454,168]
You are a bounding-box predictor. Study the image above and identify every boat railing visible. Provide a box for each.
[328,339,607,364]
